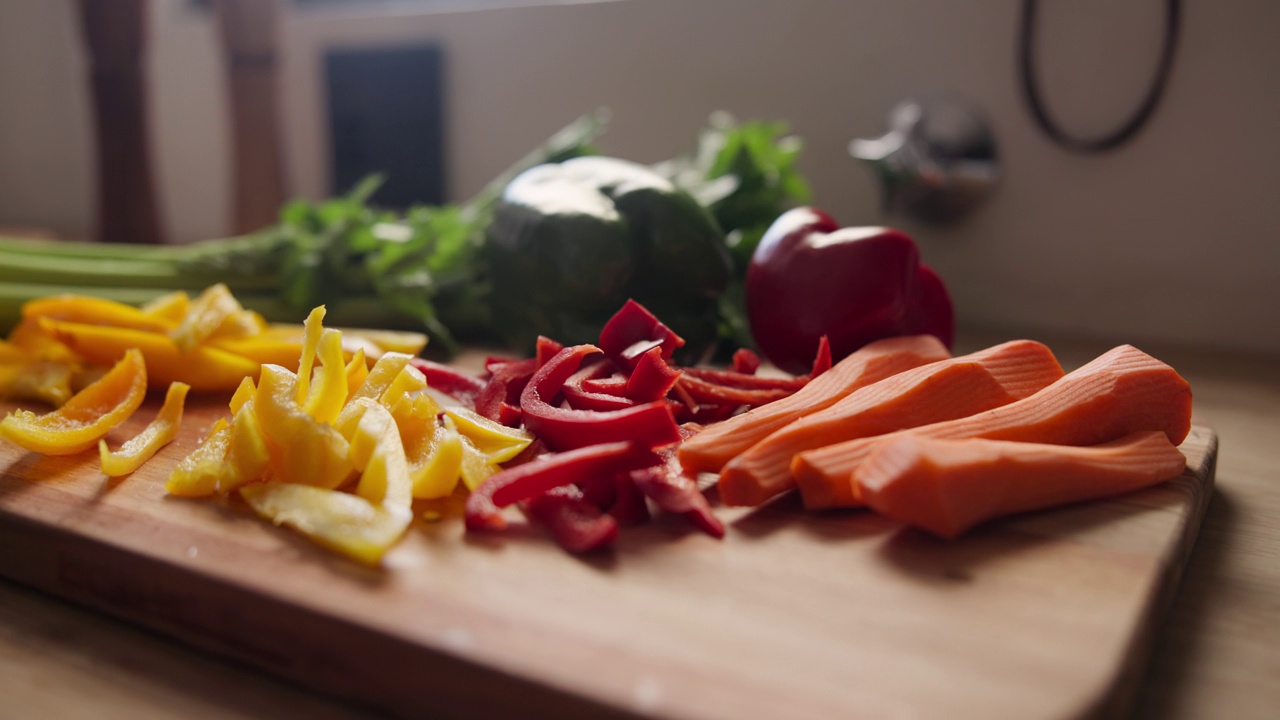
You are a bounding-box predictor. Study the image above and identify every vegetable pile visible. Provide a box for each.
[0,112,810,361]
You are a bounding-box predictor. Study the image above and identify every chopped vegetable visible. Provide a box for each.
[859,431,1187,539]
[677,334,951,475]
[718,339,1064,507]
[0,349,147,455]
[792,344,1194,509]
[99,381,190,476]
[746,207,955,374]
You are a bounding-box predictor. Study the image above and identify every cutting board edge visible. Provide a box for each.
[1074,426,1218,720]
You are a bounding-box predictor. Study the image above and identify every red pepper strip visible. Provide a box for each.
[521,486,619,554]
[409,358,486,405]
[631,451,724,539]
[679,403,739,425]
[625,346,682,403]
[536,335,565,367]
[732,348,762,375]
[563,357,636,412]
[465,440,658,531]
[675,374,794,407]
[680,367,808,391]
[522,345,681,451]
[582,376,629,396]
[598,299,685,371]
[810,335,833,378]
[610,471,652,526]
[474,357,538,424]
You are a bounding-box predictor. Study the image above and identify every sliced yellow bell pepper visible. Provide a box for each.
[229,376,256,415]
[344,347,369,402]
[22,294,175,333]
[165,419,234,497]
[294,306,326,404]
[0,348,147,455]
[0,358,75,407]
[99,381,190,477]
[349,352,413,402]
[223,399,271,493]
[140,290,190,324]
[171,283,244,351]
[302,328,348,425]
[207,336,309,371]
[457,430,498,492]
[40,318,260,391]
[254,364,353,489]
[346,399,413,508]
[442,406,533,464]
[239,483,412,566]
[411,422,463,500]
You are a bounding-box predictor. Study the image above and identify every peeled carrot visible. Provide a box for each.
[677,334,950,475]
[859,431,1188,539]
[792,344,1193,509]
[717,339,1064,506]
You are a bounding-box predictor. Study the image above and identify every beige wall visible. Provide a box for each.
[1,0,1278,355]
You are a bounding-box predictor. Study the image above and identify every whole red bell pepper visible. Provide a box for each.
[746,207,954,374]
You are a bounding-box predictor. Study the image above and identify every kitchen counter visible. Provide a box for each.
[1,332,1277,720]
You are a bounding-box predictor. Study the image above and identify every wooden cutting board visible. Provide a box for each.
[0,395,1216,720]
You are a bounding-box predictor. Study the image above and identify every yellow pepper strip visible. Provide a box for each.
[7,317,79,364]
[21,294,175,333]
[208,308,267,342]
[349,352,412,402]
[411,422,463,500]
[341,328,428,357]
[207,336,309,371]
[99,381,190,477]
[40,318,260,391]
[254,364,353,489]
[442,406,533,464]
[140,290,190,323]
[457,428,497,492]
[391,392,441,455]
[165,420,234,497]
[344,347,369,401]
[222,399,271,493]
[239,483,412,566]
[229,376,256,415]
[378,364,428,408]
[0,359,75,407]
[294,306,326,405]
[346,399,413,508]
[171,283,244,352]
[0,348,147,455]
[302,328,348,425]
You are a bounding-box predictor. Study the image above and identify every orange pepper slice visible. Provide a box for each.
[0,348,147,455]
[99,381,190,476]
[170,283,245,351]
[22,294,175,333]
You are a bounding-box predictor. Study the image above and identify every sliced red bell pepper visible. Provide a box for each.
[474,356,538,425]
[535,335,565,367]
[521,485,619,554]
[562,357,636,412]
[582,376,629,396]
[680,367,808,391]
[675,375,794,407]
[465,440,658,531]
[732,348,762,375]
[810,335,833,378]
[521,345,681,451]
[624,346,682,403]
[609,471,652,526]
[630,450,724,538]
[598,299,685,371]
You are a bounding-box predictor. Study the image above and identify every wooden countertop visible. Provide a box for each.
[2,332,1277,720]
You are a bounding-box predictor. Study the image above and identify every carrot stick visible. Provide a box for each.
[717,339,1064,506]
[677,335,950,475]
[858,431,1188,539]
[792,344,1194,509]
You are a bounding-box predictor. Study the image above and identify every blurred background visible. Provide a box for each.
[1,0,1277,355]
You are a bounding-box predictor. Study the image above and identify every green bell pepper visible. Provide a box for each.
[485,156,732,360]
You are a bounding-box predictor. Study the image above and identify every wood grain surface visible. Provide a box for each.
[0,393,1216,720]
